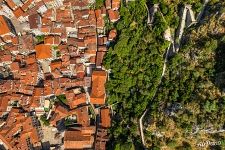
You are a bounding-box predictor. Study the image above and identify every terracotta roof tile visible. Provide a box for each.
[96,51,106,67]
[25,57,36,65]
[0,16,11,36]
[10,62,19,71]
[77,72,85,79]
[85,49,96,55]
[33,88,43,97]
[90,71,107,104]
[87,43,97,51]
[11,36,19,44]
[101,6,107,15]
[89,56,96,64]
[68,93,86,109]
[84,36,96,45]
[51,28,63,35]
[108,29,117,41]
[95,9,101,18]
[64,129,94,149]
[98,45,107,52]
[112,0,120,10]
[44,36,61,45]
[50,60,62,71]
[76,106,90,126]
[98,36,107,45]
[105,0,111,9]
[75,63,85,73]
[100,108,111,128]
[35,44,52,59]
[21,0,33,11]
[108,9,120,22]
[28,14,41,29]
[13,7,25,18]
[5,0,17,10]
[1,54,12,62]
[41,27,51,33]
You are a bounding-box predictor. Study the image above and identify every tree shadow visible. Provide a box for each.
[212,37,225,91]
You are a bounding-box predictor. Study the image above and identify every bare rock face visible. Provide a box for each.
[164,28,172,42]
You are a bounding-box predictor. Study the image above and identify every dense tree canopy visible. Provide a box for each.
[104,1,168,148]
[104,0,225,149]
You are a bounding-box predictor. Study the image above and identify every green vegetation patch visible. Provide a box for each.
[64,117,77,127]
[35,35,44,44]
[56,51,61,57]
[40,114,50,126]
[104,1,169,148]
[56,94,67,104]
[144,2,225,149]
[0,45,3,51]
[95,0,105,9]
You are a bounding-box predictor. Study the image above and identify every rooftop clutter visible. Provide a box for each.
[0,0,119,149]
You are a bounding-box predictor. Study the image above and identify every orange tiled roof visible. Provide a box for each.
[100,108,111,128]
[25,57,36,65]
[50,60,62,71]
[85,49,96,55]
[33,88,44,97]
[11,36,19,44]
[35,44,52,59]
[55,104,69,117]
[13,7,24,18]
[68,93,86,109]
[0,16,11,36]
[50,104,75,126]
[41,27,50,33]
[75,63,85,73]
[1,54,12,62]
[77,72,85,79]
[108,29,117,41]
[2,34,12,42]
[76,106,90,126]
[5,0,17,10]
[90,71,107,104]
[98,36,107,45]
[51,28,63,35]
[0,96,10,114]
[89,56,96,64]
[96,51,106,67]
[28,14,41,29]
[95,9,101,18]
[21,0,32,11]
[101,6,107,15]
[64,129,94,149]
[108,9,120,22]
[98,45,107,52]
[0,109,42,150]
[112,0,120,10]
[44,36,61,45]
[10,62,19,70]
[84,36,96,45]
[105,0,111,9]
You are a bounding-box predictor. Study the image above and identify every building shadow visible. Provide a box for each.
[41,141,50,150]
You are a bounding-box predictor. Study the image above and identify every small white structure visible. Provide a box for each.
[44,99,50,109]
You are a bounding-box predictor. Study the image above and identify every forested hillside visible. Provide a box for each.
[104,1,168,149]
[104,0,225,149]
[145,1,225,150]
